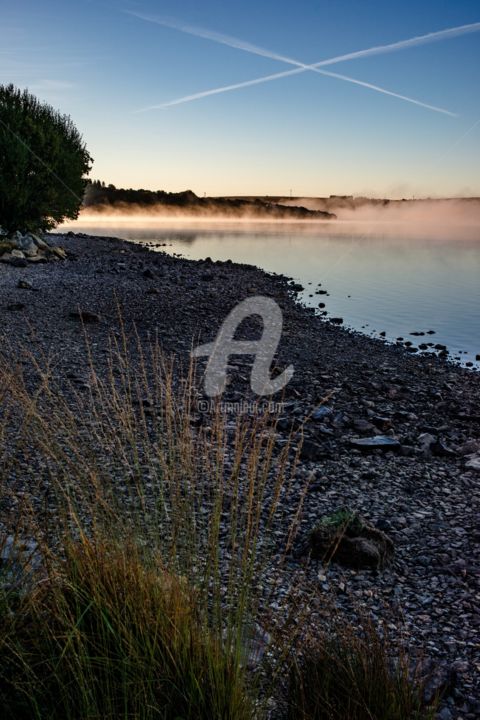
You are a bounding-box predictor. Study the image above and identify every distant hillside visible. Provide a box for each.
[82,182,336,220]
[244,194,480,219]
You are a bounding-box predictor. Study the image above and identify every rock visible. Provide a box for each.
[371,415,392,431]
[329,317,343,324]
[339,537,382,568]
[431,439,456,458]
[350,436,401,452]
[353,418,375,434]
[11,249,25,259]
[437,708,453,720]
[69,310,100,323]
[306,511,394,570]
[311,406,333,422]
[418,432,436,455]
[15,234,38,258]
[6,302,26,311]
[465,455,480,473]
[8,257,28,267]
[17,279,34,290]
[301,438,329,461]
[32,234,51,251]
[27,253,48,264]
[50,246,67,260]
[143,268,155,279]
[457,439,480,456]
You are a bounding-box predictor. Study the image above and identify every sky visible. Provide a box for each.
[1,0,479,197]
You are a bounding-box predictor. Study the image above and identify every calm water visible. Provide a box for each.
[63,220,480,367]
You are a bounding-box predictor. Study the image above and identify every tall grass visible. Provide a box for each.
[0,328,302,717]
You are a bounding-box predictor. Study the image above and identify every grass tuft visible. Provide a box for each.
[287,621,436,720]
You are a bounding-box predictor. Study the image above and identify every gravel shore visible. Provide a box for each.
[0,232,479,718]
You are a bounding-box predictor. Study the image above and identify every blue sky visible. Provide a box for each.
[1,0,479,196]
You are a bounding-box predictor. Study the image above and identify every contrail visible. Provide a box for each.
[312,68,456,116]
[126,12,307,68]
[139,65,456,116]
[140,67,305,109]
[127,13,480,70]
[128,12,477,113]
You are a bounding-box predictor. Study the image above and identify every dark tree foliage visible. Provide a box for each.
[84,180,199,208]
[0,84,92,232]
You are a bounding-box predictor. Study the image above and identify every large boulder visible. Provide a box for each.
[304,510,394,570]
[15,234,38,258]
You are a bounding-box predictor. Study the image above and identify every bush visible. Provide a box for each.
[0,84,92,233]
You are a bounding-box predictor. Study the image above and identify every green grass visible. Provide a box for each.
[316,509,363,533]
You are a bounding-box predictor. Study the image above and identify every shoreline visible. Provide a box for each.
[1,232,479,717]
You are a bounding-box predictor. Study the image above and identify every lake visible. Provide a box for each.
[62,219,480,367]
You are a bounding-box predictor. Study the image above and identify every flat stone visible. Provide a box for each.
[312,406,333,422]
[350,436,401,451]
[465,455,480,473]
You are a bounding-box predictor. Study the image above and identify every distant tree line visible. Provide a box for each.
[84,181,199,208]
[82,181,337,219]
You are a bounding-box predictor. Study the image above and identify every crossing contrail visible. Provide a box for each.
[140,65,456,116]
[128,12,478,114]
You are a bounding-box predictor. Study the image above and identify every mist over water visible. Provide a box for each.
[64,211,480,367]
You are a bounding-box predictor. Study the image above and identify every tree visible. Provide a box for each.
[0,84,92,233]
